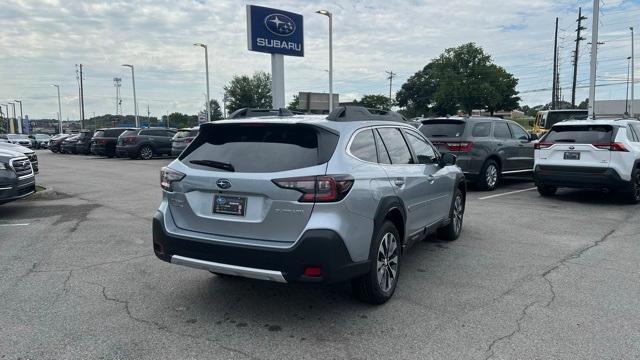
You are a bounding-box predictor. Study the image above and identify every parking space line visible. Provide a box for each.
[0,223,30,227]
[478,187,537,200]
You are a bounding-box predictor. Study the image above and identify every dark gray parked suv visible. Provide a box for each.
[418,116,535,190]
[116,128,177,160]
[0,149,36,205]
[153,107,466,304]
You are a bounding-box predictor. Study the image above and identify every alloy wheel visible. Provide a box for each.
[452,194,464,235]
[486,164,498,188]
[377,232,399,293]
[635,170,640,200]
[140,147,153,160]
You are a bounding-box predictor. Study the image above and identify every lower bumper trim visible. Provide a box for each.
[171,255,287,283]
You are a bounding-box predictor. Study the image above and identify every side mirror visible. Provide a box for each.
[439,153,457,167]
[529,133,539,141]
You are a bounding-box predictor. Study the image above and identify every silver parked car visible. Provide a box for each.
[153,107,466,304]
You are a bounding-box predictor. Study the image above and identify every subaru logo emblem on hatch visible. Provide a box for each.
[216,179,232,189]
[264,14,296,36]
[569,146,575,150]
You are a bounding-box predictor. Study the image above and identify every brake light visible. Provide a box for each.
[272,175,354,203]
[100,139,108,145]
[185,137,194,144]
[122,136,136,145]
[160,167,185,191]
[534,142,554,150]
[593,142,628,151]
[446,142,473,152]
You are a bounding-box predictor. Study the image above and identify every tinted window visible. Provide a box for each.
[493,122,512,139]
[419,120,465,138]
[631,124,640,142]
[546,111,588,128]
[374,129,391,164]
[120,130,138,137]
[104,129,126,137]
[93,131,105,138]
[472,122,492,137]
[173,130,191,140]
[139,130,152,136]
[377,128,413,164]
[544,125,614,144]
[509,123,529,140]
[350,130,378,163]
[405,131,437,164]
[182,124,336,173]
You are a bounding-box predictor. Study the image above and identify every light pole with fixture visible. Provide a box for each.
[194,43,211,123]
[14,100,23,133]
[52,85,63,134]
[316,9,333,112]
[122,64,139,127]
[631,27,635,117]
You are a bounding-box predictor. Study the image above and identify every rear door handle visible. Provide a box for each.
[393,178,405,187]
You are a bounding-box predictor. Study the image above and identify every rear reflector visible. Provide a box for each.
[304,267,322,277]
[272,175,354,203]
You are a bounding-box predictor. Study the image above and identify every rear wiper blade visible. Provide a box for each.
[554,139,576,143]
[430,134,449,137]
[189,160,235,172]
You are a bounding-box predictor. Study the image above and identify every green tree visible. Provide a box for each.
[164,112,197,129]
[224,72,272,113]
[577,98,588,110]
[396,43,520,117]
[354,94,393,110]
[207,99,223,120]
[287,94,300,111]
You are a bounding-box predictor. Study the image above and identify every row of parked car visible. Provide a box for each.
[48,127,200,159]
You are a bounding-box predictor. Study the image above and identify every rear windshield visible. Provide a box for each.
[419,120,466,138]
[544,125,614,144]
[102,129,126,137]
[93,131,105,137]
[119,130,138,137]
[173,129,198,139]
[181,124,337,173]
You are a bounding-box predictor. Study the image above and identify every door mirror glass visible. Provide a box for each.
[439,153,457,167]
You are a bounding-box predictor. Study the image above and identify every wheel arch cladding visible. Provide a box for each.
[373,196,406,251]
[486,154,502,170]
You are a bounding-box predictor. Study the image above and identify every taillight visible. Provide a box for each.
[446,142,473,152]
[122,136,136,145]
[100,139,108,145]
[272,175,354,203]
[593,142,628,151]
[534,142,554,150]
[160,167,185,192]
[185,137,194,144]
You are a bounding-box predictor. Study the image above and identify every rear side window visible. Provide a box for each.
[350,130,377,163]
[472,122,492,137]
[419,120,465,138]
[508,123,529,140]
[627,125,639,142]
[181,124,337,173]
[493,122,512,139]
[93,131,105,137]
[173,130,191,139]
[544,125,614,144]
[377,128,413,164]
[374,130,392,164]
[104,129,125,137]
[120,130,138,137]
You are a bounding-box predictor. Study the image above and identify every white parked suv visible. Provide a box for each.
[533,118,640,203]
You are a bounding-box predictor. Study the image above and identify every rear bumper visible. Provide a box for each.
[116,145,138,157]
[152,211,369,284]
[534,165,630,190]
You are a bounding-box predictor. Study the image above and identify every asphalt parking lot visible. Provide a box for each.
[1,151,639,359]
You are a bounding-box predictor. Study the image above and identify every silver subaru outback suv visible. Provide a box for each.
[153,107,466,304]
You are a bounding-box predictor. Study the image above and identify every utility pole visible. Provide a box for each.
[14,100,23,134]
[385,70,396,106]
[552,17,559,110]
[626,56,632,115]
[113,77,122,115]
[147,105,150,125]
[79,64,85,129]
[572,7,587,108]
[588,0,599,118]
[631,27,635,118]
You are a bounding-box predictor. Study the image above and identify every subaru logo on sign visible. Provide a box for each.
[216,179,232,189]
[264,14,296,36]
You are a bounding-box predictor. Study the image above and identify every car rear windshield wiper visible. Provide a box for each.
[554,139,576,143]
[430,134,450,137]
[189,160,235,172]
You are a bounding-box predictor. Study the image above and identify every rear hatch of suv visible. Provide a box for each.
[419,119,470,153]
[169,122,339,245]
[536,124,618,169]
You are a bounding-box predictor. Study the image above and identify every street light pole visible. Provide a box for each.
[122,64,139,127]
[631,27,635,118]
[626,56,632,115]
[52,85,63,134]
[194,43,211,122]
[14,100,23,134]
[317,10,333,113]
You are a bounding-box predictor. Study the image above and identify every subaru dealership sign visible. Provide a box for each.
[247,5,304,57]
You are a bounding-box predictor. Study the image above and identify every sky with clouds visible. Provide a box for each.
[1,0,639,120]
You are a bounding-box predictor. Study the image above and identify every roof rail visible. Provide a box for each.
[326,106,407,122]
[227,108,294,119]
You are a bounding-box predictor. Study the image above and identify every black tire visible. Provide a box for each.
[537,184,557,196]
[438,187,465,241]
[477,159,500,191]
[139,145,154,160]
[352,221,401,304]
[620,167,640,204]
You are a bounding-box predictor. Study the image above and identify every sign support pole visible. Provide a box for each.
[271,54,285,109]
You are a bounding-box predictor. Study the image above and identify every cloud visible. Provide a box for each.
[0,0,638,119]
